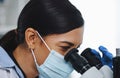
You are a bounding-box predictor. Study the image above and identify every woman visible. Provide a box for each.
[0,0,84,78]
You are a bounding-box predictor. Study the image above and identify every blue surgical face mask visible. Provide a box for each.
[31,31,74,78]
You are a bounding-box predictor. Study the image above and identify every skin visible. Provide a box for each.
[13,27,84,78]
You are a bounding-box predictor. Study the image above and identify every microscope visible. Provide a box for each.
[64,48,113,78]
[113,48,120,78]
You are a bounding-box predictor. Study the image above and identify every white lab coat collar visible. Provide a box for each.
[0,46,24,78]
[0,46,15,67]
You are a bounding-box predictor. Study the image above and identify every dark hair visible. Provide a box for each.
[0,29,18,53]
[0,0,84,52]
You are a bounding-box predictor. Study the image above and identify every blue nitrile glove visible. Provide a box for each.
[98,46,113,69]
[91,46,113,69]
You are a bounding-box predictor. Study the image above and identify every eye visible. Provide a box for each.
[60,46,71,51]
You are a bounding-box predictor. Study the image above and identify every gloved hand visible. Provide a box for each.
[91,46,113,69]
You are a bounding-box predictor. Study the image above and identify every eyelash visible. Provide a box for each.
[61,46,71,51]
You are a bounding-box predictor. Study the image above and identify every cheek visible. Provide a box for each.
[34,42,50,64]
[44,39,61,53]
[55,49,66,56]
[49,45,65,55]
[44,42,65,55]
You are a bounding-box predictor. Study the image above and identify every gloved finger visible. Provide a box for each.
[99,46,113,60]
[99,46,109,54]
[91,49,101,60]
[98,46,113,69]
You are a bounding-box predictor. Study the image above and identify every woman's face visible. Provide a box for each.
[26,27,84,65]
[43,27,84,55]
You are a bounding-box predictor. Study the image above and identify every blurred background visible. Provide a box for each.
[0,0,29,37]
[70,0,118,54]
[0,0,119,78]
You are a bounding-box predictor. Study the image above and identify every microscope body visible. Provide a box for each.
[64,48,113,78]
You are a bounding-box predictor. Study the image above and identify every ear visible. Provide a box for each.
[25,28,39,49]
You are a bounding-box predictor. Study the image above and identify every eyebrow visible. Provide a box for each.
[60,41,74,46]
[60,41,81,48]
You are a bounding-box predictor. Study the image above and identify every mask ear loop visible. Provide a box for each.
[36,31,51,51]
[31,49,38,65]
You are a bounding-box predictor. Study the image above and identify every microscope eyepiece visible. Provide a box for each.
[64,48,91,74]
[81,48,103,69]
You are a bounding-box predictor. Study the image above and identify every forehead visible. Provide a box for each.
[44,27,84,44]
